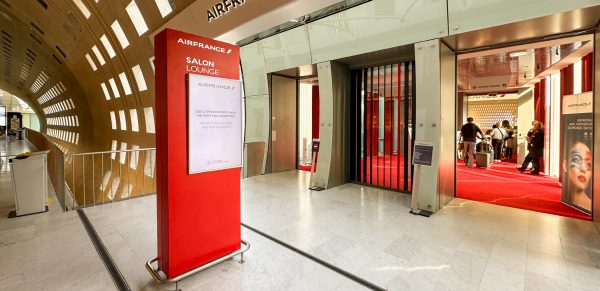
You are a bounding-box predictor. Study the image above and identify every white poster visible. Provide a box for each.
[187,74,242,174]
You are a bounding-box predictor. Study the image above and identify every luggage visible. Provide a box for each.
[476,152,492,169]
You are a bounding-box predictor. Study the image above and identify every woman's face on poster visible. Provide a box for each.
[567,142,592,191]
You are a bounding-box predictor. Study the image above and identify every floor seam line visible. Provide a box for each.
[241,222,388,291]
[77,209,131,291]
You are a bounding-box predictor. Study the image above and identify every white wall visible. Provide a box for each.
[517,87,535,164]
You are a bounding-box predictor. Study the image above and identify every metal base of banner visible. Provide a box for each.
[410,209,433,217]
[145,239,250,285]
[8,206,49,218]
[309,186,325,191]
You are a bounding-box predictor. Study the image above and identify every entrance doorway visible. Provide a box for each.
[349,61,415,192]
[455,36,594,220]
[297,77,319,172]
[266,65,319,174]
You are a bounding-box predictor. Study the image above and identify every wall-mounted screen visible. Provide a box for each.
[187,74,242,174]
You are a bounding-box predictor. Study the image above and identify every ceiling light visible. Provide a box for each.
[509,51,528,58]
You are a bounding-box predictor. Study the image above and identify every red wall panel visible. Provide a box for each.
[312,85,320,139]
[534,79,546,171]
[559,64,574,183]
[582,53,593,92]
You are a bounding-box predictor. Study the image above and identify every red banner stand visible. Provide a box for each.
[146,28,249,283]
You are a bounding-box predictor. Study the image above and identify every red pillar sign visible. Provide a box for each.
[154,28,241,278]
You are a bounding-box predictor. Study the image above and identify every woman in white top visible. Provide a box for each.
[491,123,505,162]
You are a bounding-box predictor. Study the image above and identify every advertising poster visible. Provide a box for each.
[10,116,19,129]
[187,74,242,174]
[561,92,593,214]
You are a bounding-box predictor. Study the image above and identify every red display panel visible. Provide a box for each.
[154,28,241,278]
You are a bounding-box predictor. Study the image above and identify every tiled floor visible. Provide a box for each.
[85,170,600,291]
[84,197,368,291]
[0,139,115,290]
[242,171,600,290]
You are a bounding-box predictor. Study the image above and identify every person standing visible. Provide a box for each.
[505,131,515,160]
[491,123,505,162]
[460,117,484,167]
[517,121,545,174]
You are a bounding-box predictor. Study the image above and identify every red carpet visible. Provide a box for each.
[299,155,411,190]
[361,155,410,190]
[457,161,591,220]
[298,164,314,172]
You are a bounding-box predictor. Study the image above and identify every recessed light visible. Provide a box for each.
[509,51,528,58]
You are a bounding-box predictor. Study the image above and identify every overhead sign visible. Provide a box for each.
[207,0,247,22]
[469,75,511,90]
[468,93,519,102]
[188,74,242,174]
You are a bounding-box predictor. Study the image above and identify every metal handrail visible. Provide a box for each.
[65,148,156,157]
[65,147,157,210]
[145,240,251,284]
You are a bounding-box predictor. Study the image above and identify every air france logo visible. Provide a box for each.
[198,82,235,90]
[207,0,246,23]
[568,102,592,108]
[177,38,231,54]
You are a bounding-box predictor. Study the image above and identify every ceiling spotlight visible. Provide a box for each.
[509,51,528,58]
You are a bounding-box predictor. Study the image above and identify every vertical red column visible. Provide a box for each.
[312,85,320,139]
[582,53,593,92]
[534,79,546,171]
[154,29,241,278]
[311,85,319,165]
[559,64,574,183]
[365,76,372,184]
[372,92,379,185]
[397,64,401,190]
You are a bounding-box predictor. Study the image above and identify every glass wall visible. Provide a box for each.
[349,61,415,192]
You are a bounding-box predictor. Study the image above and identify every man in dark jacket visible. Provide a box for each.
[460,117,484,167]
[517,121,544,174]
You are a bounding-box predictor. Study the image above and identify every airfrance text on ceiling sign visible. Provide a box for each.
[177,38,232,54]
[207,0,246,22]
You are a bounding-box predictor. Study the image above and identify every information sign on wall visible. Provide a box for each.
[188,74,242,174]
[412,141,434,166]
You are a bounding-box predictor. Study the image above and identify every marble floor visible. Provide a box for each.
[0,139,115,290]
[84,197,368,290]
[241,171,600,291]
[84,170,600,291]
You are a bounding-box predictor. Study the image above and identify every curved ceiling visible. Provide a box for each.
[0,0,195,153]
[0,0,346,154]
